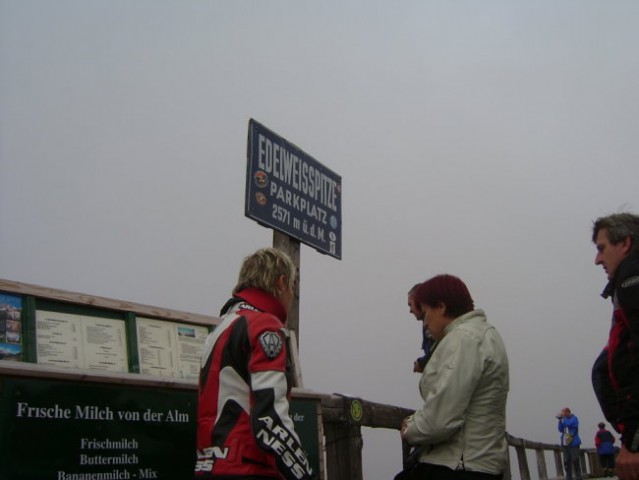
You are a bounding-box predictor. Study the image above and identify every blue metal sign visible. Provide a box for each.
[246,119,342,259]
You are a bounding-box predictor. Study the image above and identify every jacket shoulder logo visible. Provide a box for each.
[259,331,283,359]
[621,276,639,288]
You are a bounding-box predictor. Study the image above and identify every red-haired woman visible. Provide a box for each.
[400,274,510,480]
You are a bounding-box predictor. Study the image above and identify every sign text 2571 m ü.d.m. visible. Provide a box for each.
[245,119,342,259]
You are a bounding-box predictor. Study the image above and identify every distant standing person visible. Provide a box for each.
[595,422,617,477]
[408,283,433,373]
[591,212,639,480]
[194,247,315,480]
[400,274,509,480]
[556,407,583,480]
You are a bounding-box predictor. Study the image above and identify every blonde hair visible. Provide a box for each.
[233,248,296,297]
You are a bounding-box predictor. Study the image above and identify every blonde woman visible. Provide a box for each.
[195,248,314,480]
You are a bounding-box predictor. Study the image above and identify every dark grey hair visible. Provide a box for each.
[592,212,639,256]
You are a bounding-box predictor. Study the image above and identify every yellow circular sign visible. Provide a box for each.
[350,399,363,422]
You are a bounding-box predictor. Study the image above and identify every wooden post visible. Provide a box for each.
[588,450,603,477]
[554,449,564,478]
[324,421,362,480]
[580,450,590,477]
[513,438,532,480]
[323,395,413,479]
[504,448,512,480]
[322,395,364,480]
[273,231,301,348]
[535,448,548,480]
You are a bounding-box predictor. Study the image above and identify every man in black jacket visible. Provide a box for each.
[591,212,639,480]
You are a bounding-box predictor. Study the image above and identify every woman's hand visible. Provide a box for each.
[400,417,410,440]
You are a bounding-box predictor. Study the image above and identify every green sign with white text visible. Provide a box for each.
[0,376,321,480]
[0,377,196,479]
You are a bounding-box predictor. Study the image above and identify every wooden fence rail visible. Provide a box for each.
[321,395,605,480]
[506,432,604,480]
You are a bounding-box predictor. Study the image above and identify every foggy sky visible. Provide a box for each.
[1,1,638,478]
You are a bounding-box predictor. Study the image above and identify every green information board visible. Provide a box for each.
[289,394,321,477]
[0,376,196,479]
[0,375,321,480]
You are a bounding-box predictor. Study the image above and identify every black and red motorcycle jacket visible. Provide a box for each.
[195,288,314,480]
[592,253,639,452]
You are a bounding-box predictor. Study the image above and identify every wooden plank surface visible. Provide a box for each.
[0,278,220,326]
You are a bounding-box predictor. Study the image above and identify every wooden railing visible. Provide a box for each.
[321,395,606,480]
[506,433,604,480]
[321,394,412,479]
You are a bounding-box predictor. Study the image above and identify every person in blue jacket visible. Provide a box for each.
[595,422,617,477]
[557,407,583,480]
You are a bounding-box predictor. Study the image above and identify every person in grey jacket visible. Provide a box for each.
[400,274,510,480]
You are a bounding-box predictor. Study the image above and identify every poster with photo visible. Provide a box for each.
[137,317,208,379]
[0,293,23,361]
[175,324,209,379]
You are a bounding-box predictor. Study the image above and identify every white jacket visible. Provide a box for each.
[403,309,509,474]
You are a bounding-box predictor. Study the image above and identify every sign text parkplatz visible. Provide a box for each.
[245,119,342,259]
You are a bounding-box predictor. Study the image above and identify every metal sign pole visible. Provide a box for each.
[273,230,301,348]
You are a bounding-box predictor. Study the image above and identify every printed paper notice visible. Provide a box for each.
[36,311,84,368]
[137,317,177,377]
[137,317,208,379]
[176,324,209,379]
[82,316,128,371]
[36,310,128,372]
